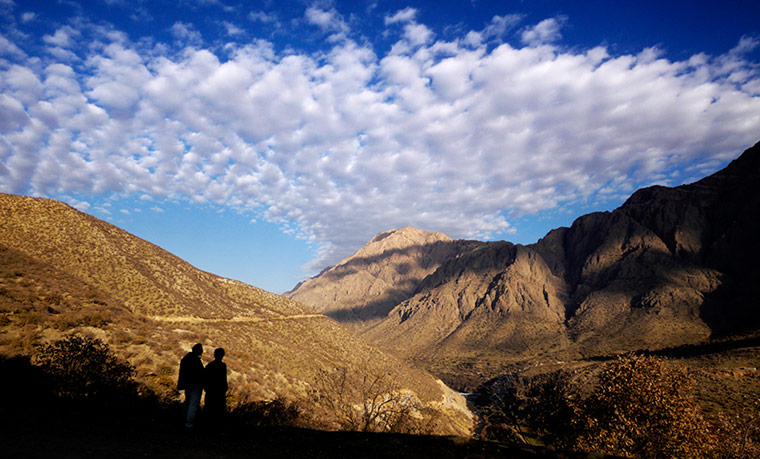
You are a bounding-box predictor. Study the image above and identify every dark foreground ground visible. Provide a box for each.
[4,422,617,459]
[0,391,613,459]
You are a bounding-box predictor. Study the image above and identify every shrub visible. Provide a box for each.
[482,370,577,446]
[33,335,136,402]
[230,397,304,427]
[573,355,715,458]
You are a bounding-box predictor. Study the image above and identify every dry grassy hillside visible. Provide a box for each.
[0,194,472,436]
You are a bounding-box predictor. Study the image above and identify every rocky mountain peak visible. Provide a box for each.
[353,226,452,261]
[286,226,473,329]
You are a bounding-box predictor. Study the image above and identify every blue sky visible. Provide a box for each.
[1,1,759,293]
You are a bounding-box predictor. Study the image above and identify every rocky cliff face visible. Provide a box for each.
[289,141,760,368]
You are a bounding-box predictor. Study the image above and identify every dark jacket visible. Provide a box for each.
[177,352,204,391]
[204,360,228,395]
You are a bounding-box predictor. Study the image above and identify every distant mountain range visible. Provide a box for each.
[0,193,472,435]
[288,141,760,379]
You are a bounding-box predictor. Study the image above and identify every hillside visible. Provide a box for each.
[288,141,760,383]
[0,194,472,436]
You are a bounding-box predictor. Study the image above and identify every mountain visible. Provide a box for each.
[286,225,480,330]
[288,141,760,381]
[0,194,472,436]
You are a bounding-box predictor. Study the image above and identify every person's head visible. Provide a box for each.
[192,343,203,355]
[214,348,225,360]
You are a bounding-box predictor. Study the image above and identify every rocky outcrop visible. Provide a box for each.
[365,242,570,359]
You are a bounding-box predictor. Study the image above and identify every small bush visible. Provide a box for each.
[33,335,136,402]
[230,397,304,427]
[481,370,577,446]
[573,355,715,458]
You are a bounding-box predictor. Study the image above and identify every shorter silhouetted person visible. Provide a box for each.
[177,343,204,429]
[204,348,228,428]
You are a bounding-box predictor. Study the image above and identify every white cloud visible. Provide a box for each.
[0,34,25,57]
[305,6,349,41]
[170,22,203,45]
[521,17,564,46]
[1,15,759,273]
[43,26,81,48]
[385,7,417,25]
[223,21,245,37]
[20,11,36,23]
[249,11,277,24]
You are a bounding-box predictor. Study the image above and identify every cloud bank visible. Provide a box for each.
[1,8,759,270]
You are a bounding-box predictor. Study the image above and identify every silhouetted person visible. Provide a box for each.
[177,343,204,429]
[204,348,228,428]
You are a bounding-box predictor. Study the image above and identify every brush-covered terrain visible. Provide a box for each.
[0,193,472,437]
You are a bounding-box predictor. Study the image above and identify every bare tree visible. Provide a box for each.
[311,367,423,433]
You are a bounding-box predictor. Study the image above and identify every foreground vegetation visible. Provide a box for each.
[0,335,592,459]
[477,354,760,458]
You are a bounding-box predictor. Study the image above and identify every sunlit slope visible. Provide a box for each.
[0,195,302,318]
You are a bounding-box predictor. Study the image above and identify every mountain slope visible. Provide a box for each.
[0,194,472,435]
[287,226,480,330]
[289,141,760,378]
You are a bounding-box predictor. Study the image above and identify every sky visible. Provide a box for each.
[1,0,759,293]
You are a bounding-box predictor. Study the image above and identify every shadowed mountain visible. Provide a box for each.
[289,141,760,379]
[0,194,472,436]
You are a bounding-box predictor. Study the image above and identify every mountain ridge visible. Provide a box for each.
[288,141,760,381]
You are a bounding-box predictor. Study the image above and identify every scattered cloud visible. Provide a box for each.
[43,25,81,48]
[20,11,36,23]
[1,12,759,272]
[0,34,25,57]
[249,11,279,26]
[521,17,565,46]
[64,197,90,211]
[384,7,417,25]
[486,15,521,38]
[170,21,203,46]
[305,6,349,42]
[222,21,245,37]
[384,7,433,50]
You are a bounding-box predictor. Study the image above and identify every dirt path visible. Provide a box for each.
[149,314,328,324]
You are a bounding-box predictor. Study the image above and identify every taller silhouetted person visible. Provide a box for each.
[204,347,228,428]
[177,343,204,429]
